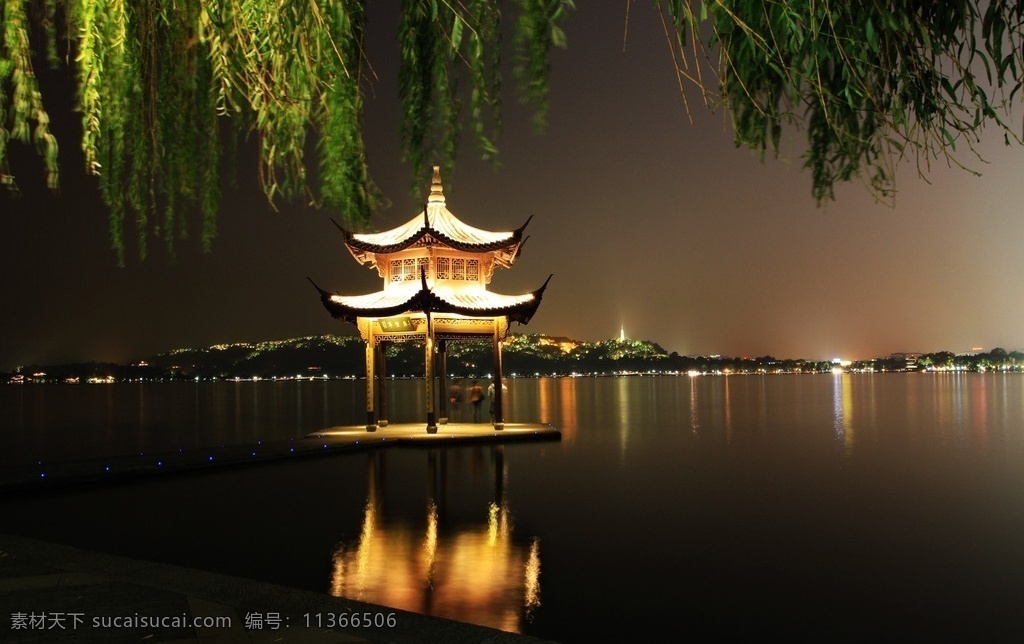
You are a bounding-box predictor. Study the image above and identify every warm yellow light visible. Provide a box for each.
[331,494,539,633]
[424,501,438,584]
[524,538,541,612]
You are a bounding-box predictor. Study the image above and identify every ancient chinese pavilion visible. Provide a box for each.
[312,167,551,433]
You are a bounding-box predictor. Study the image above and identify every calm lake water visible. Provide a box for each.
[3,373,1024,641]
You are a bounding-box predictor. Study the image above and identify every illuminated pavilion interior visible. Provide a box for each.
[313,167,551,432]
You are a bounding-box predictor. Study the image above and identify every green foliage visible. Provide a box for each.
[514,0,574,132]
[0,0,572,263]
[0,0,59,191]
[396,0,573,191]
[663,0,1024,203]
[10,1,1024,261]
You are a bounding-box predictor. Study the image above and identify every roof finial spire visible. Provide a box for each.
[428,165,445,205]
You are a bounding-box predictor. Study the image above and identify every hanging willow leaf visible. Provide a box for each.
[6,1,1024,259]
[663,0,1024,204]
[1,0,59,190]
[1,0,572,263]
[515,0,574,132]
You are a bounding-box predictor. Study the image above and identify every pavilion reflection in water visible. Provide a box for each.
[330,447,540,633]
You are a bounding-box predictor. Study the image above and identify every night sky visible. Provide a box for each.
[3,5,1024,372]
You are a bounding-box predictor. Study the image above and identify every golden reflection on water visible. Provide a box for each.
[523,538,540,613]
[535,377,578,441]
[617,377,630,454]
[973,374,989,447]
[689,376,700,433]
[826,372,1018,453]
[424,500,438,585]
[723,375,732,443]
[537,379,553,428]
[833,373,854,452]
[330,450,541,633]
[557,378,577,441]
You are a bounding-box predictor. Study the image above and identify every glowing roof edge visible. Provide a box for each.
[310,275,553,326]
[334,167,532,256]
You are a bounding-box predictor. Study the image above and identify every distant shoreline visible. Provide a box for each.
[5,334,1023,383]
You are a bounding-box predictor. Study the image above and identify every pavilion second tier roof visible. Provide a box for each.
[340,167,530,267]
[311,276,552,326]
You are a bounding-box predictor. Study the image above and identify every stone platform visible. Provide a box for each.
[311,421,560,446]
[0,423,560,494]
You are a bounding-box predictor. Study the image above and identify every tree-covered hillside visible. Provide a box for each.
[7,334,1024,383]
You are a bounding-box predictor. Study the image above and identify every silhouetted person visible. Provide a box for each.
[469,380,485,422]
[488,378,508,423]
[448,380,464,422]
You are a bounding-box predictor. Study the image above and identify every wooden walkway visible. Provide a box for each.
[0,423,559,494]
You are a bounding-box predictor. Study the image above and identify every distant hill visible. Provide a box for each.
[147,333,692,379]
[4,333,833,382]
[151,335,366,379]
[6,334,1023,383]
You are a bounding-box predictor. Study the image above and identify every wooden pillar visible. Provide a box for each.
[425,331,438,433]
[492,321,505,430]
[376,341,388,427]
[364,330,376,431]
[438,339,449,424]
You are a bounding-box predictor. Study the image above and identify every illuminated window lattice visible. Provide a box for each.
[391,258,428,282]
[433,257,480,281]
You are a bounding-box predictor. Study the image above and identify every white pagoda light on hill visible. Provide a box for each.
[312,167,551,433]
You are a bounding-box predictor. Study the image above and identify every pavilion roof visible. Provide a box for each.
[339,167,530,266]
[310,276,552,326]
